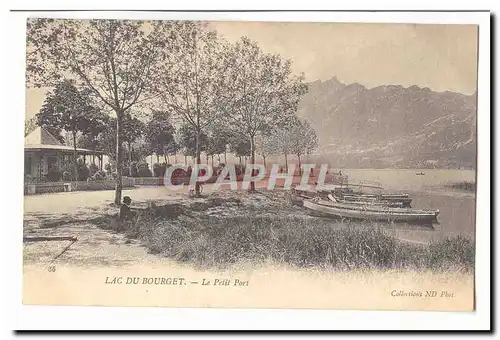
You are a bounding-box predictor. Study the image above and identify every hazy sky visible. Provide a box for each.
[26,21,478,119]
[211,21,478,93]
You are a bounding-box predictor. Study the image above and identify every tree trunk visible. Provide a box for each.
[114,112,123,205]
[249,135,256,192]
[284,153,288,172]
[239,156,242,165]
[195,129,201,197]
[297,154,302,175]
[164,154,167,164]
[128,141,133,177]
[263,155,266,168]
[72,131,78,182]
[211,155,214,168]
[184,155,187,165]
[224,152,227,164]
[156,154,159,163]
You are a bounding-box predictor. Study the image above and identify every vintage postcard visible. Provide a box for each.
[21,16,480,312]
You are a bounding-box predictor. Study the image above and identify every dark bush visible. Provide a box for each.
[153,163,166,177]
[138,162,153,177]
[77,159,89,181]
[104,163,113,175]
[129,162,139,177]
[91,170,106,181]
[47,166,61,182]
[88,163,99,177]
[121,167,130,177]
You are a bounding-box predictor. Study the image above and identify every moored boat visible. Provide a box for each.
[338,193,412,208]
[330,187,413,207]
[333,194,405,208]
[292,187,412,207]
[303,198,439,224]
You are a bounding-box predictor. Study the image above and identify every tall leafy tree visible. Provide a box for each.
[273,117,300,172]
[37,79,103,181]
[178,124,208,160]
[156,21,224,196]
[254,132,277,168]
[122,112,146,174]
[27,18,168,204]
[290,119,319,172]
[229,138,251,165]
[121,112,146,174]
[216,37,308,191]
[164,138,180,164]
[26,18,58,87]
[145,110,176,163]
[207,135,227,167]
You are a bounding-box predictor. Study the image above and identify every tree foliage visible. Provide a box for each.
[27,19,319,196]
[37,79,104,180]
[24,116,40,138]
[156,21,224,195]
[289,118,318,169]
[291,119,318,156]
[254,132,277,166]
[145,110,176,158]
[27,19,169,204]
[37,80,103,138]
[178,124,208,158]
[215,37,308,189]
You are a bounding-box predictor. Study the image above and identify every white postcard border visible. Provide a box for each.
[4,8,491,331]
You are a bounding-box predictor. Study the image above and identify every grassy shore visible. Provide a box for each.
[136,215,473,271]
[111,191,474,272]
[445,180,476,192]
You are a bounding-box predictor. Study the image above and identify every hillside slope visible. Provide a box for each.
[297,77,477,169]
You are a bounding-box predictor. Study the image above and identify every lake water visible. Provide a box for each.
[338,169,476,244]
[341,168,476,191]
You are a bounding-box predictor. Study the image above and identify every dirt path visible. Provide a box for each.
[23,185,289,268]
[23,187,191,268]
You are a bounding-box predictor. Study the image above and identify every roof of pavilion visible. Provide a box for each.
[24,127,103,154]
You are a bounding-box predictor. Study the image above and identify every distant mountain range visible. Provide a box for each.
[297,77,477,169]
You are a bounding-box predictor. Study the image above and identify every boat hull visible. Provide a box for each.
[295,188,413,207]
[303,199,439,224]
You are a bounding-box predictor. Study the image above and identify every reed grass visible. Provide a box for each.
[127,212,474,272]
[445,181,476,192]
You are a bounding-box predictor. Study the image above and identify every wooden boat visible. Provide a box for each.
[340,194,412,208]
[303,198,439,224]
[416,172,425,176]
[333,195,405,208]
[293,187,412,207]
[330,188,413,207]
